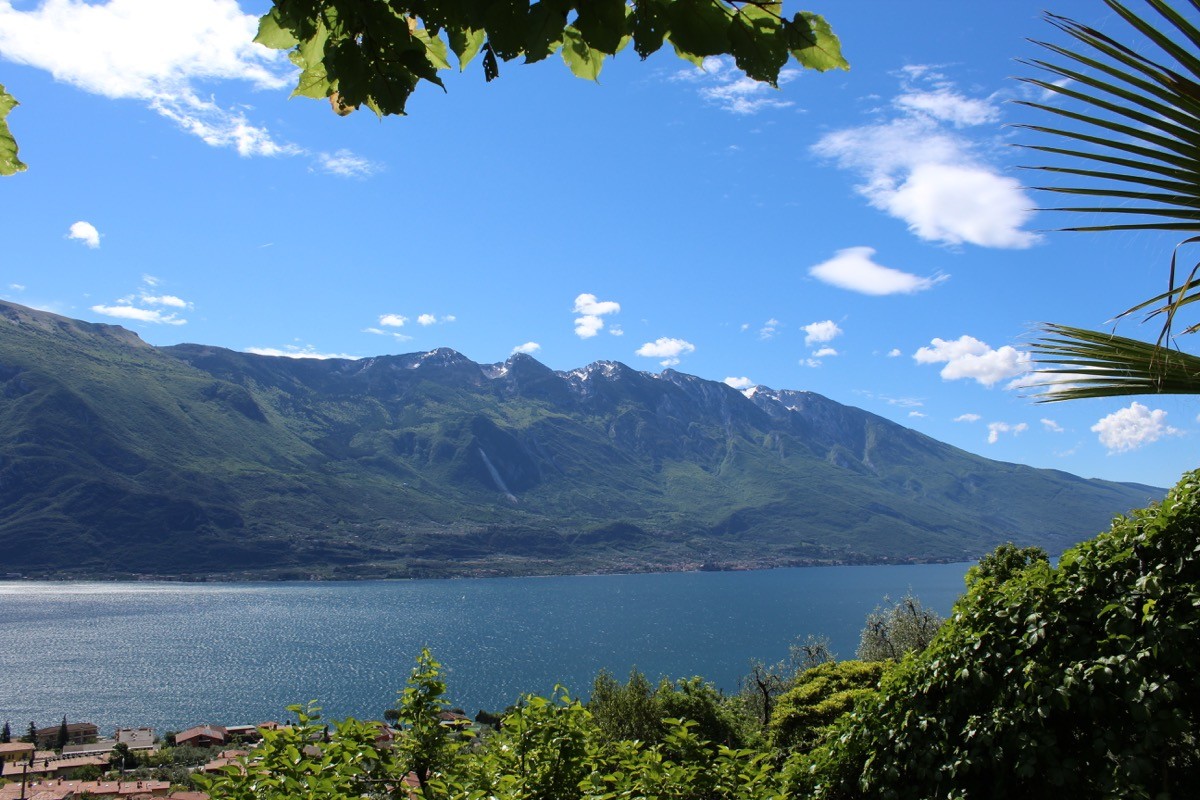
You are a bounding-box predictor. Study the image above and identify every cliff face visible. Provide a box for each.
[0,300,1162,579]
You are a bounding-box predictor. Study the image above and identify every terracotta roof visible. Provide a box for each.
[0,779,170,800]
[174,726,227,743]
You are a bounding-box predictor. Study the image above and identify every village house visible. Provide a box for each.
[115,728,157,751]
[172,725,227,748]
[222,724,271,744]
[200,749,249,775]
[0,778,170,800]
[0,742,34,764]
[34,723,98,749]
[61,739,116,758]
[1,755,109,781]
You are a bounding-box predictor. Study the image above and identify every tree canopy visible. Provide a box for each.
[257,0,846,117]
[795,470,1200,799]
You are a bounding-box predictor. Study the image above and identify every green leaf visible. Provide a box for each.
[631,0,668,60]
[448,27,486,71]
[297,14,330,69]
[483,0,528,61]
[524,0,569,64]
[573,0,627,55]
[0,83,25,176]
[561,25,604,81]
[667,0,732,59]
[482,42,500,82]
[414,27,452,70]
[254,7,299,50]
[294,64,332,99]
[786,12,848,72]
[729,4,788,85]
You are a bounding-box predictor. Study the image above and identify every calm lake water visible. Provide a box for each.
[0,563,969,733]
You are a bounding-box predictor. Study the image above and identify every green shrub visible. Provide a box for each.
[798,471,1200,799]
[769,660,887,756]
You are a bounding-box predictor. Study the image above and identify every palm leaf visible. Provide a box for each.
[1029,323,1200,401]
[1019,1,1200,366]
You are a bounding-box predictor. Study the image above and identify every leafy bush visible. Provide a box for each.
[769,660,887,756]
[798,471,1200,799]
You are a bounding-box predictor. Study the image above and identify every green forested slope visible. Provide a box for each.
[0,300,1161,578]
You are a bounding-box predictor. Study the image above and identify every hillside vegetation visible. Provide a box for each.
[0,300,1160,579]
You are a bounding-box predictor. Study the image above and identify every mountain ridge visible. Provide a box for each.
[0,300,1161,579]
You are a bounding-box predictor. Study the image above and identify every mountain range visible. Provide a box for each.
[0,299,1162,579]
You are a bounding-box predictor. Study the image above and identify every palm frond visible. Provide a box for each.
[1017,1,1200,229]
[1020,1,1200,349]
[1028,323,1200,401]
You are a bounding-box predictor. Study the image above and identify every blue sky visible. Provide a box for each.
[0,0,1195,490]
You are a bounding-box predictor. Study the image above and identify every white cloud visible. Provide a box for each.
[140,294,189,308]
[142,274,160,286]
[443,315,456,323]
[512,341,541,355]
[760,318,780,339]
[1041,418,1064,433]
[724,376,754,389]
[315,149,378,178]
[954,413,981,423]
[417,314,437,326]
[379,314,407,328]
[575,315,604,339]
[636,337,695,367]
[91,303,185,325]
[987,421,1029,444]
[803,320,842,346]
[151,93,299,157]
[887,348,902,357]
[809,246,945,295]
[812,68,1039,249]
[881,396,923,408]
[0,0,299,157]
[574,293,620,316]
[801,358,822,368]
[908,410,926,418]
[245,345,359,360]
[894,88,999,127]
[609,325,624,337]
[67,221,100,248]
[887,162,1037,249]
[8,283,24,291]
[673,56,798,115]
[574,293,621,339]
[813,347,838,358]
[363,326,412,341]
[1091,403,1182,453]
[913,335,1031,388]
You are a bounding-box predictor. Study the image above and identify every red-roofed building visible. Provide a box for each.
[173,726,227,748]
[0,779,169,800]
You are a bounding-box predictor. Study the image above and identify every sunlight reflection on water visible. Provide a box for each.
[0,564,968,732]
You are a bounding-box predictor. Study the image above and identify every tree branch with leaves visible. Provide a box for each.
[256,0,846,117]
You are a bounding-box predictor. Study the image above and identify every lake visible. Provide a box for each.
[0,563,969,734]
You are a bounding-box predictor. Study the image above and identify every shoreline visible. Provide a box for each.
[0,553,979,584]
